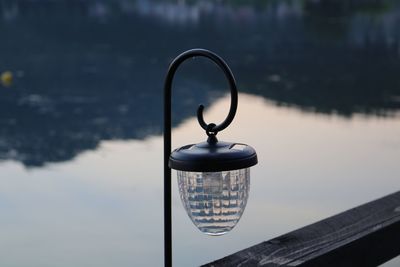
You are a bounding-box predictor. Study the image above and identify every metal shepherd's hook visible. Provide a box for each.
[164,48,238,136]
[163,48,239,267]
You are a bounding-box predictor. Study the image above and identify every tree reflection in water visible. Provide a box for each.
[0,0,399,167]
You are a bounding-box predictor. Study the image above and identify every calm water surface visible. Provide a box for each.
[0,0,399,266]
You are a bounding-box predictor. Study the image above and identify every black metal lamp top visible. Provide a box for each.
[165,48,258,172]
[169,140,257,172]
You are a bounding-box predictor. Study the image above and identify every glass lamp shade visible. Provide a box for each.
[170,138,257,235]
[177,168,250,235]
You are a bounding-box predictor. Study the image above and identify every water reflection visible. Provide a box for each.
[1,1,400,266]
[0,94,400,267]
[1,94,398,266]
[0,0,399,168]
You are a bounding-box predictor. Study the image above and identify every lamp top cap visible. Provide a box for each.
[169,140,257,172]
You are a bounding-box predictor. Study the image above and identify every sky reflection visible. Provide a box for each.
[0,138,163,266]
[2,94,397,266]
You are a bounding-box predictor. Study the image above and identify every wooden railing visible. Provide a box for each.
[203,191,400,267]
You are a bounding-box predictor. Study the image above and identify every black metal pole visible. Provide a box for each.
[164,73,172,267]
[163,49,238,267]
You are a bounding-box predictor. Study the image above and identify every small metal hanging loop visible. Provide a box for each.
[206,123,217,136]
[206,123,218,144]
[164,48,238,136]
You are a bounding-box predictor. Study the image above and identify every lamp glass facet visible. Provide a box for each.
[177,168,250,236]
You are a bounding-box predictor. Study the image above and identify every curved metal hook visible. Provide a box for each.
[164,48,238,135]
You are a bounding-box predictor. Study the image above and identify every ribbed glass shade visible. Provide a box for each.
[177,168,250,235]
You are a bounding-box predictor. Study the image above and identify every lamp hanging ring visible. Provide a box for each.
[206,123,217,136]
[164,48,238,135]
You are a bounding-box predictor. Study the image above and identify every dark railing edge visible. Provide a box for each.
[203,191,400,267]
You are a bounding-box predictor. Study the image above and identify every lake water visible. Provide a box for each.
[0,1,399,266]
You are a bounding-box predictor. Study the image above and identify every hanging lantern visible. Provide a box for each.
[170,137,257,235]
[163,48,258,266]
